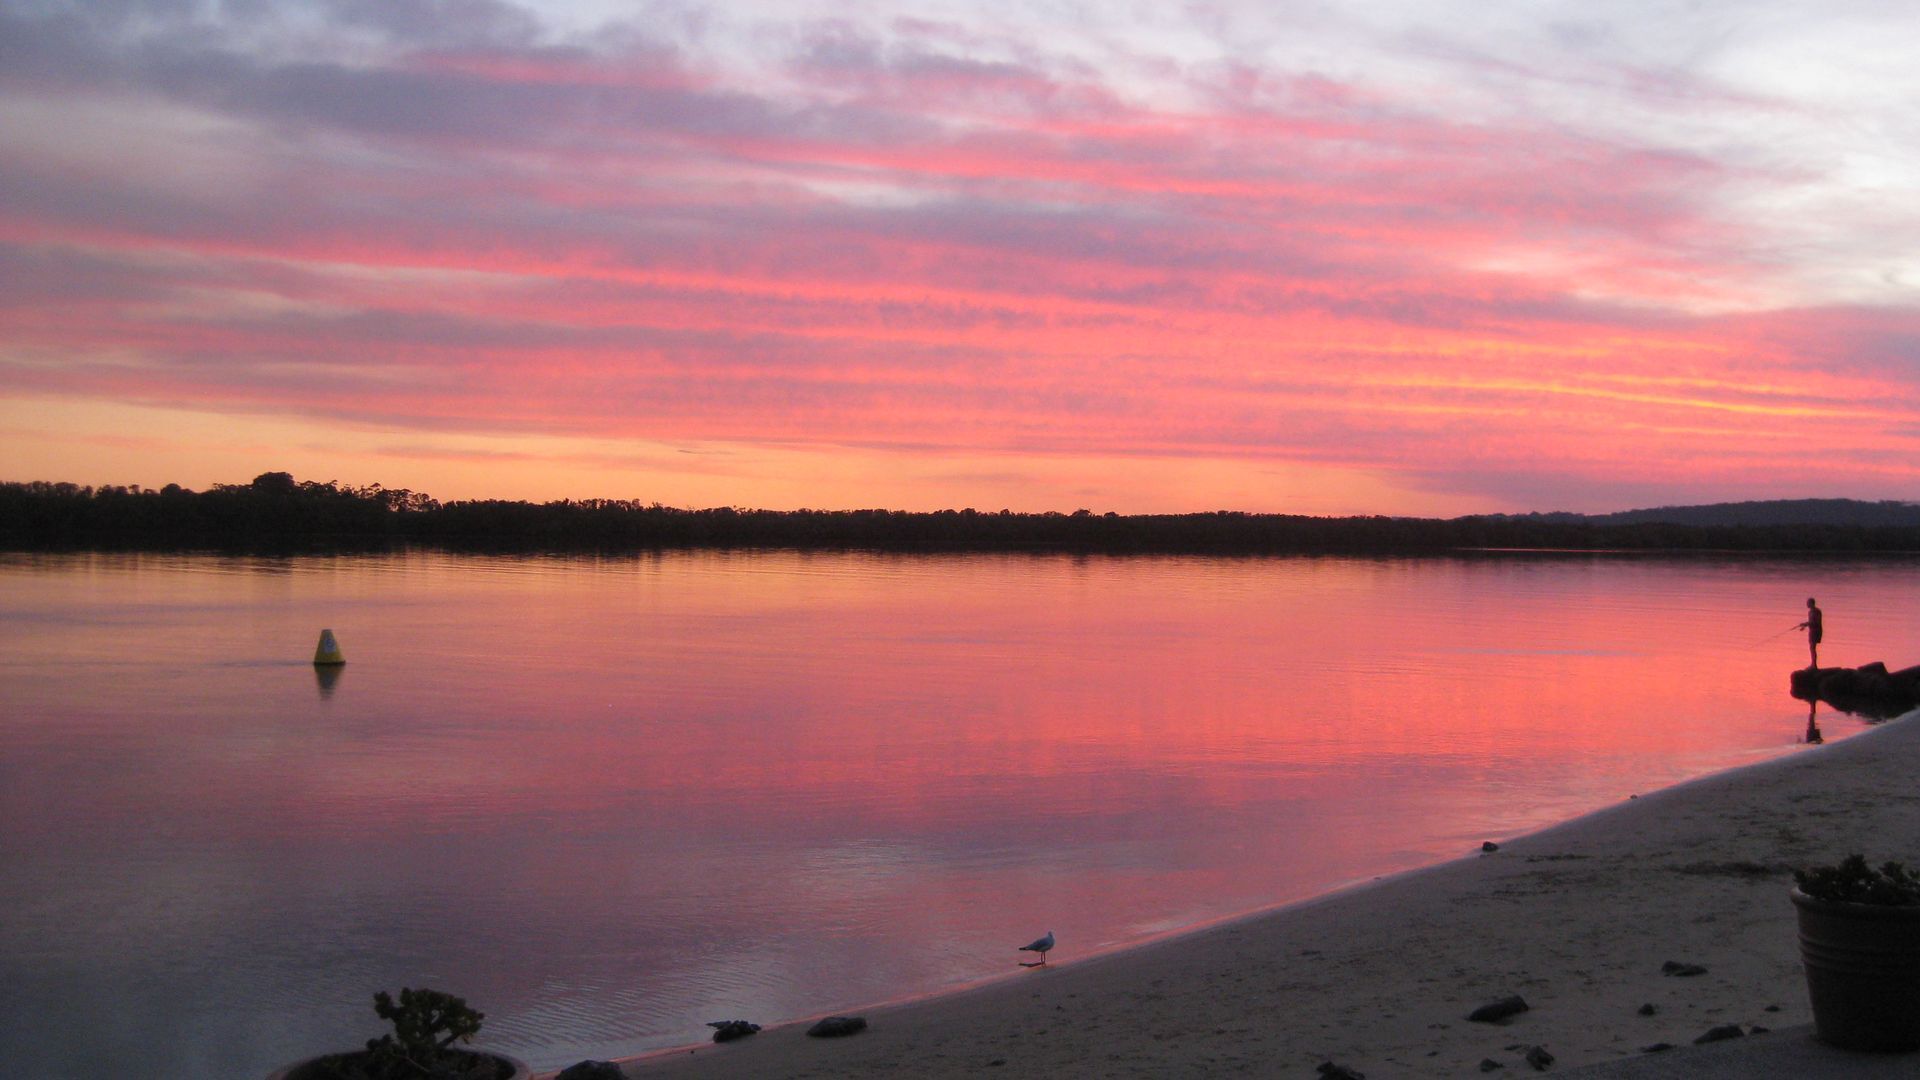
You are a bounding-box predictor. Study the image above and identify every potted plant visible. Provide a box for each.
[268,987,529,1080]
[1792,855,1920,1051]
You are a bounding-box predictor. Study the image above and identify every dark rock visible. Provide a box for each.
[1793,663,1920,719]
[1483,841,1500,852]
[1639,1043,1674,1054]
[1750,1025,1770,1034]
[1693,1024,1745,1044]
[806,1015,868,1038]
[1636,1003,1657,1016]
[707,1019,761,1043]
[1468,995,1530,1023]
[556,1063,623,1080]
[1763,1004,1780,1012]
[989,1059,1006,1067]
[1316,1063,1365,1080]
[1524,1045,1554,1070]
[1661,960,1707,977]
[1480,1059,1505,1072]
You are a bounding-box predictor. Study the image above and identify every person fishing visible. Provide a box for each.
[1796,597,1824,670]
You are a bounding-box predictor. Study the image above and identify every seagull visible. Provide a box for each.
[1018,930,1055,967]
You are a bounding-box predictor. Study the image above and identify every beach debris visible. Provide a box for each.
[1467,995,1531,1023]
[1637,1003,1657,1016]
[1693,1023,1745,1044]
[1764,1004,1781,1012]
[1750,1025,1770,1034]
[707,1019,760,1042]
[556,1062,623,1080]
[806,1015,868,1038]
[1661,960,1708,977]
[1316,1062,1365,1080]
[1523,1044,1554,1070]
[1482,841,1500,852]
[1018,930,1055,966]
[1479,1059,1505,1072]
[1639,1043,1674,1054]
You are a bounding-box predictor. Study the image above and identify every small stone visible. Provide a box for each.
[556,1063,623,1080]
[1639,1043,1674,1054]
[1637,1003,1657,1016]
[1693,1024,1745,1045]
[1468,996,1530,1023]
[806,1015,868,1038]
[1661,961,1708,977]
[1480,1059,1505,1072]
[1524,1045,1554,1071]
[988,1059,1006,1067]
[1483,841,1500,852]
[1316,1062,1366,1080]
[707,1019,761,1043]
[1764,1004,1781,1013]
[1750,1025,1770,1034]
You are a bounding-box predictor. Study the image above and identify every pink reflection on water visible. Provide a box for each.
[0,552,1915,1078]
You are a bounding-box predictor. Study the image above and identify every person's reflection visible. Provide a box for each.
[315,662,345,700]
[1804,698,1823,745]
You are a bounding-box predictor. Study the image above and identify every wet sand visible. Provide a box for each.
[578,712,1916,1079]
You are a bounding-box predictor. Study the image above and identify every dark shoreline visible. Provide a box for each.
[9,478,1920,557]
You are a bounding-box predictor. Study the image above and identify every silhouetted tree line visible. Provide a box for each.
[4,472,1920,555]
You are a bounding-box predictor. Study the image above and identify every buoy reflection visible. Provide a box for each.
[314,662,344,700]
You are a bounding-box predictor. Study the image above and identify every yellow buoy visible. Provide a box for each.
[313,628,346,666]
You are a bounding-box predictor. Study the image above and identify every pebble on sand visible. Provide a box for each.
[1467,996,1530,1024]
[807,1015,869,1038]
[1693,1023,1745,1045]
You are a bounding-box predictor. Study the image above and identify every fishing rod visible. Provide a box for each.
[1747,622,1804,648]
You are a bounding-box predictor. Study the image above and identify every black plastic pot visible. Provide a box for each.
[1793,887,1920,1051]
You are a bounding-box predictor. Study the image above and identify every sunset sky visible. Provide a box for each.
[2,0,1916,514]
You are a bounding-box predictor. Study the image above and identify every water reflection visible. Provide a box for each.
[0,550,1916,1079]
[314,662,345,699]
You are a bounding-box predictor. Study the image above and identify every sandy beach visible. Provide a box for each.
[568,711,1918,1079]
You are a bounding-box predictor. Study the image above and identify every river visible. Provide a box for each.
[1,550,1913,1077]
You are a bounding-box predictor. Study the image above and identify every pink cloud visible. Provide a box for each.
[0,4,1915,510]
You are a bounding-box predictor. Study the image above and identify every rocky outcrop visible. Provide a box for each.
[1790,662,1920,719]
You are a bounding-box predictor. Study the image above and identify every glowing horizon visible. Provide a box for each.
[3,1,1917,514]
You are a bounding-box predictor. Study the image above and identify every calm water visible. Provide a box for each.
[2,551,1916,1077]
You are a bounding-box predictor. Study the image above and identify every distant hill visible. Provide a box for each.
[1496,499,1920,529]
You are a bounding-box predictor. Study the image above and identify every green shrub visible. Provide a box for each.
[300,988,500,1080]
[1796,855,1920,906]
